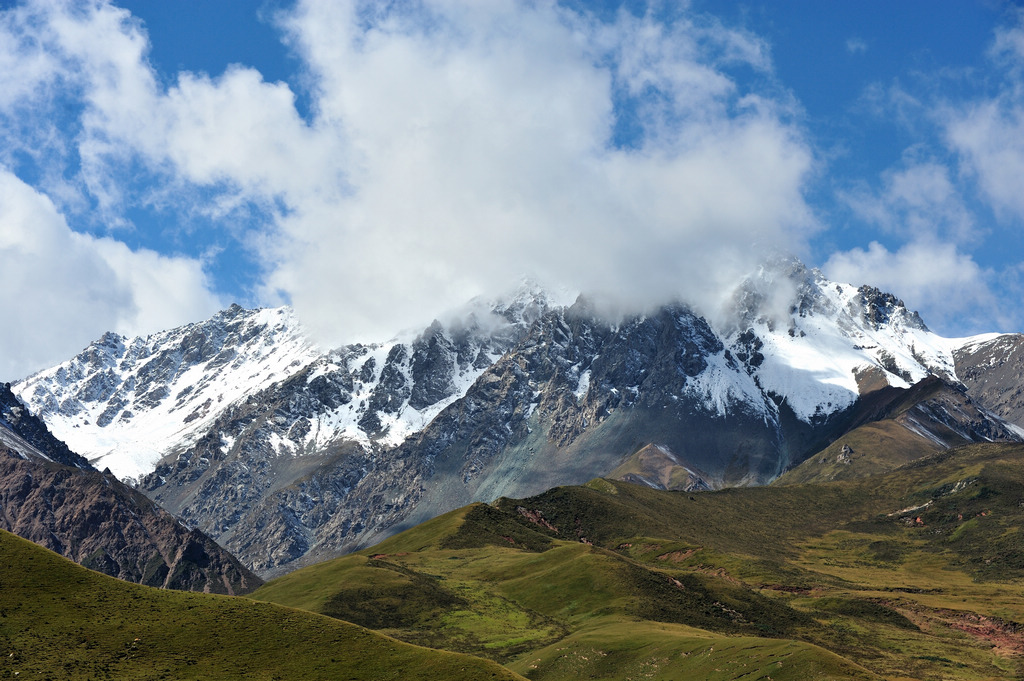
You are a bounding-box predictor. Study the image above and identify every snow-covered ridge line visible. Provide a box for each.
[12,261,1015,484]
[14,305,321,478]
[721,264,964,423]
[13,281,558,480]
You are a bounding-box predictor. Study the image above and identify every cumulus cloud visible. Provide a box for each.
[1,0,821,366]
[944,102,1024,224]
[840,161,976,245]
[823,12,1024,337]
[9,0,1024,361]
[941,11,1024,223]
[262,0,816,343]
[0,169,222,380]
[56,2,819,342]
[823,240,1005,335]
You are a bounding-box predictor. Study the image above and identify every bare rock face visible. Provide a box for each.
[0,453,261,594]
[0,384,261,594]
[953,335,1024,428]
[853,285,928,332]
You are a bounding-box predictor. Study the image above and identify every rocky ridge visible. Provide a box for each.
[0,384,262,593]
[953,334,1024,427]
[14,305,321,479]
[14,261,1024,576]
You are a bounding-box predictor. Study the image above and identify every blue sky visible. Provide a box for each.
[1,0,1023,380]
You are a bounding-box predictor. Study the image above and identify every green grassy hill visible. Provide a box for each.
[10,440,1021,679]
[255,443,1024,681]
[0,529,524,680]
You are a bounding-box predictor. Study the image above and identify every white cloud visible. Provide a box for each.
[846,37,867,54]
[840,160,976,245]
[0,0,818,361]
[823,240,1008,335]
[0,168,221,380]
[990,11,1024,66]
[829,11,1024,338]
[264,0,816,344]
[942,11,1024,224]
[0,3,62,111]
[945,100,1024,223]
[88,237,223,338]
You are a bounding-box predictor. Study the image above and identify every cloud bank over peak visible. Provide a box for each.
[265,0,817,344]
[0,0,819,363]
[4,1,1024,379]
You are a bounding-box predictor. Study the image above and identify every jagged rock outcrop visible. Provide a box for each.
[0,384,261,593]
[953,334,1024,428]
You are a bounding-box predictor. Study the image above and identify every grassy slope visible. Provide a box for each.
[606,443,706,490]
[0,529,524,681]
[255,443,1024,681]
[775,419,940,485]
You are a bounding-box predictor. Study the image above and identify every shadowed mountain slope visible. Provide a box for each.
[0,383,261,594]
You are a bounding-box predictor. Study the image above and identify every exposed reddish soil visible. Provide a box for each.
[656,549,698,562]
[515,507,558,533]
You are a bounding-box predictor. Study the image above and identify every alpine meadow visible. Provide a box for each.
[3,1,1024,679]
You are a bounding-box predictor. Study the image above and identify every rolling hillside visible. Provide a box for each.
[254,442,1024,681]
[0,529,525,680]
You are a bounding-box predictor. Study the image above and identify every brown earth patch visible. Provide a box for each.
[515,507,558,533]
[944,612,1024,656]
[893,601,1024,656]
[656,549,698,562]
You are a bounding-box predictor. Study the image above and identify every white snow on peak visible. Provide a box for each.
[683,350,774,421]
[723,266,964,423]
[247,297,537,458]
[13,305,321,479]
[947,332,1011,358]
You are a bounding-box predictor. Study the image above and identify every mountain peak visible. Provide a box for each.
[853,285,929,333]
[13,304,321,478]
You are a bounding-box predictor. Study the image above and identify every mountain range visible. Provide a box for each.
[5,257,1024,678]
[12,259,1024,577]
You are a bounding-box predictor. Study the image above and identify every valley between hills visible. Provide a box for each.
[4,441,1024,679]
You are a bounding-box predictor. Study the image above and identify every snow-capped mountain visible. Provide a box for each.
[15,305,321,479]
[13,259,1024,576]
[13,285,561,482]
[724,263,955,421]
